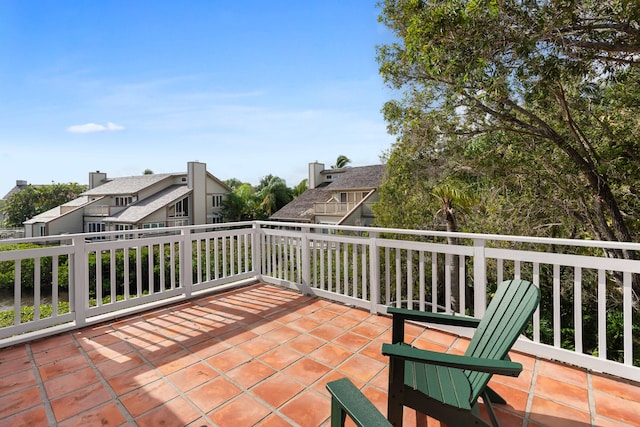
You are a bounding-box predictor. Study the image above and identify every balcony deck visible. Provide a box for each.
[1,283,639,427]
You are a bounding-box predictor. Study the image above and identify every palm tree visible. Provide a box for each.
[256,176,293,218]
[431,179,477,312]
[332,155,351,169]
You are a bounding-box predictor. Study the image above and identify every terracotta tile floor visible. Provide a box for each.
[1,283,640,427]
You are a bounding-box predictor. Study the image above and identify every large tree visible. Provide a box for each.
[377,0,640,258]
[2,183,87,227]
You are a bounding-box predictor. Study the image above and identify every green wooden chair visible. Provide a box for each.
[326,378,391,427]
[382,279,540,427]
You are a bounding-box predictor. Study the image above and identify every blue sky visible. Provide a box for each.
[0,1,397,195]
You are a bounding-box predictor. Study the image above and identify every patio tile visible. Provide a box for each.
[237,336,279,357]
[167,361,219,393]
[0,355,31,372]
[534,375,590,412]
[134,396,200,427]
[119,379,178,417]
[287,334,325,353]
[32,342,80,365]
[529,395,591,426]
[259,346,304,371]
[95,352,146,378]
[262,325,300,343]
[209,394,271,426]
[38,354,86,381]
[0,386,41,419]
[227,359,276,389]
[106,364,162,395]
[57,402,127,427]
[1,405,49,427]
[43,367,100,399]
[337,354,386,382]
[279,389,329,427]
[0,368,37,397]
[310,342,352,366]
[50,382,111,422]
[206,347,252,372]
[537,359,588,388]
[484,381,529,415]
[252,373,305,408]
[591,372,640,401]
[309,324,344,341]
[332,331,370,352]
[186,376,242,413]
[594,390,640,425]
[152,350,200,375]
[2,283,640,427]
[283,357,331,385]
[30,333,75,352]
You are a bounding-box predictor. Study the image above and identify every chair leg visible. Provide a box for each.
[481,391,500,427]
[416,410,427,427]
[387,357,405,426]
[484,386,507,405]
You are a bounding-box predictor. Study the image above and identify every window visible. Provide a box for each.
[115,196,133,206]
[38,224,46,236]
[115,224,133,231]
[340,192,348,203]
[210,214,223,224]
[87,222,105,233]
[168,197,190,217]
[143,223,165,229]
[212,194,223,208]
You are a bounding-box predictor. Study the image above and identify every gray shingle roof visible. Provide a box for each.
[82,173,177,196]
[270,164,385,222]
[104,185,191,223]
[269,187,332,222]
[326,165,385,190]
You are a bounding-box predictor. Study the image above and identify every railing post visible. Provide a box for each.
[181,228,192,298]
[473,238,487,318]
[252,222,263,281]
[369,231,380,314]
[300,226,311,296]
[72,236,87,327]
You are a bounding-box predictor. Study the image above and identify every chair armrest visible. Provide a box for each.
[386,306,481,328]
[381,343,522,377]
[326,378,391,427]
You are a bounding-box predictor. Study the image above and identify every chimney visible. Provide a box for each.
[88,171,107,189]
[308,162,325,189]
[188,161,207,225]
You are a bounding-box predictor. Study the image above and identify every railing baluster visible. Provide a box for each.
[407,249,413,310]
[395,248,401,308]
[34,258,41,320]
[110,249,116,303]
[124,248,130,298]
[52,255,59,316]
[574,267,583,354]
[385,247,391,305]
[533,262,540,342]
[553,264,561,348]
[96,250,103,305]
[624,271,632,365]
[598,269,606,360]
[431,252,437,313]
[419,250,425,312]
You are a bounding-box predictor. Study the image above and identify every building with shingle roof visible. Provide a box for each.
[23,162,231,237]
[270,162,385,226]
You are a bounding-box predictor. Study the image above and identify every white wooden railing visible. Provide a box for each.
[1,221,638,382]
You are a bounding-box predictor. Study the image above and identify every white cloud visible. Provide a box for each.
[67,122,125,133]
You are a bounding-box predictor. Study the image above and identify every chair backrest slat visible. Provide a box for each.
[464,279,540,403]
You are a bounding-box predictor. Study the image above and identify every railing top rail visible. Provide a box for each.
[255,221,640,251]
